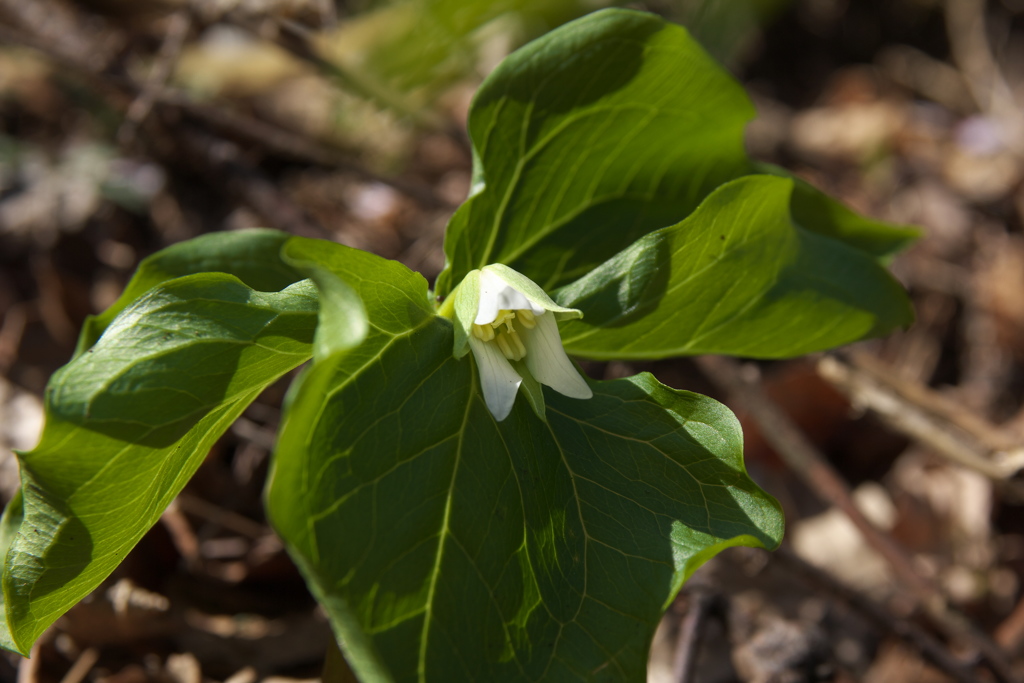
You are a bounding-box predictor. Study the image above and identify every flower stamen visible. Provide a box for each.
[472,309,529,361]
[453,264,592,421]
[471,322,495,342]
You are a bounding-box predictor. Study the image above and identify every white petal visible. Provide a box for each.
[474,269,544,325]
[468,335,522,421]
[521,313,592,400]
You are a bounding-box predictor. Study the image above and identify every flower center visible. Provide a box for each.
[470,308,537,361]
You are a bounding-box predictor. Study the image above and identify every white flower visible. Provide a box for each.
[446,265,592,421]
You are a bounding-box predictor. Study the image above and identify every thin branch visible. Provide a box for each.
[696,356,936,597]
[246,14,472,153]
[16,629,50,683]
[0,302,30,375]
[157,92,453,208]
[175,492,267,539]
[0,10,451,210]
[0,0,121,73]
[945,0,1024,153]
[672,591,714,683]
[119,10,192,145]
[695,354,1021,683]
[876,45,975,115]
[818,352,1024,491]
[57,648,100,683]
[160,499,201,572]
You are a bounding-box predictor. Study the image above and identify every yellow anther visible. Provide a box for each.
[495,333,514,360]
[471,323,495,341]
[507,330,526,360]
[474,308,535,361]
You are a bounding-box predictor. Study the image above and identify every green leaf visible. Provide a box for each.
[434,9,917,307]
[755,162,920,260]
[1,274,317,654]
[280,236,436,357]
[75,229,303,356]
[268,240,782,682]
[280,248,373,362]
[342,0,593,101]
[435,8,754,296]
[0,490,22,653]
[555,175,913,360]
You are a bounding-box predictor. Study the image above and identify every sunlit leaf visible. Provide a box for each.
[436,8,754,295]
[75,229,303,356]
[1,275,316,653]
[435,8,916,314]
[268,238,782,682]
[555,175,914,359]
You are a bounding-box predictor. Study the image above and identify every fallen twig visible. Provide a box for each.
[57,647,99,683]
[264,15,472,153]
[16,628,50,683]
[672,591,715,683]
[175,492,267,540]
[0,7,451,210]
[160,498,202,571]
[818,352,1024,490]
[160,92,452,208]
[0,0,121,73]
[119,10,192,145]
[945,0,1024,154]
[696,354,1020,683]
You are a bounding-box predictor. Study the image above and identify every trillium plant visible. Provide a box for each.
[0,9,916,683]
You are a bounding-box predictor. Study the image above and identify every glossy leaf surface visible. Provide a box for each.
[75,229,304,355]
[436,8,754,295]
[555,175,914,359]
[267,238,783,682]
[435,9,917,318]
[1,275,316,653]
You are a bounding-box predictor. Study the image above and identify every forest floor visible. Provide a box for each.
[2,1,1024,682]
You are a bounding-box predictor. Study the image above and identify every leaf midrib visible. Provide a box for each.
[417,357,476,682]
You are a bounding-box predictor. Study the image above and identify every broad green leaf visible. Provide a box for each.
[435,8,755,296]
[268,239,782,682]
[435,9,917,305]
[281,251,371,361]
[75,229,303,356]
[556,175,914,360]
[756,162,919,260]
[1,274,317,654]
[280,236,436,355]
[0,491,22,652]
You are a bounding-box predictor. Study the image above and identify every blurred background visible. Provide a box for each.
[2,0,1024,681]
